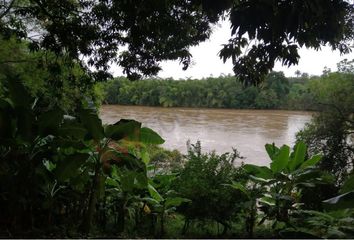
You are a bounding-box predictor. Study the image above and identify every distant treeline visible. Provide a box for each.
[101,71,351,111]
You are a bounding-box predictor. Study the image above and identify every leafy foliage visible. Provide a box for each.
[219,0,354,85]
[0,73,165,237]
[172,141,246,235]
[101,72,291,109]
[242,141,334,233]
[296,71,354,183]
[1,0,353,84]
[0,37,102,112]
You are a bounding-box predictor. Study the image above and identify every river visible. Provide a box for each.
[100,105,313,166]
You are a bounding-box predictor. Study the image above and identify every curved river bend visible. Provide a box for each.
[100,105,313,166]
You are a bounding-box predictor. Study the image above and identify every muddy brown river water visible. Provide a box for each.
[100,105,313,166]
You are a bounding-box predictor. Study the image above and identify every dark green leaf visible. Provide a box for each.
[340,175,354,194]
[228,181,249,197]
[121,171,147,191]
[265,143,279,161]
[148,183,163,202]
[165,197,191,208]
[243,164,273,179]
[289,141,307,171]
[270,145,289,173]
[79,109,104,141]
[105,119,141,141]
[140,127,165,144]
[300,155,322,169]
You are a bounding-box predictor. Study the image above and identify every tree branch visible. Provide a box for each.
[0,0,16,19]
[0,58,40,64]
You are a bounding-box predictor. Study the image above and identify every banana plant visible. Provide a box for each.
[281,175,354,238]
[243,141,334,229]
[0,74,166,234]
[227,181,265,238]
[62,109,165,233]
[143,174,190,237]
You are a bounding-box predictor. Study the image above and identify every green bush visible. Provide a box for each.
[172,141,246,235]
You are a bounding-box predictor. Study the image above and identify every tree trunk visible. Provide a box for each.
[81,163,101,234]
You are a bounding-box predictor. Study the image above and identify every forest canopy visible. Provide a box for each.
[1,0,353,84]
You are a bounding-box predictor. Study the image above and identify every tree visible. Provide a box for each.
[296,72,354,183]
[1,0,353,84]
[295,70,301,78]
[0,36,100,112]
[218,0,354,85]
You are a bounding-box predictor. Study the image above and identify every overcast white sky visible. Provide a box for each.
[111,21,354,79]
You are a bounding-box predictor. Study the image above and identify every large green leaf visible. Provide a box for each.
[340,175,354,194]
[288,141,307,172]
[54,153,90,181]
[300,155,322,169]
[79,109,104,141]
[228,181,249,198]
[105,119,141,141]
[139,127,165,144]
[121,171,148,191]
[323,191,354,211]
[59,121,88,140]
[270,145,290,173]
[249,175,273,183]
[165,197,191,208]
[259,196,276,206]
[295,169,334,185]
[148,183,163,202]
[265,143,279,161]
[243,164,273,179]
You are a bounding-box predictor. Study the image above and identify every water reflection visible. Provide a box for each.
[100,105,312,166]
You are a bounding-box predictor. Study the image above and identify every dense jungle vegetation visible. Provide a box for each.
[102,65,351,111]
[1,0,354,238]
